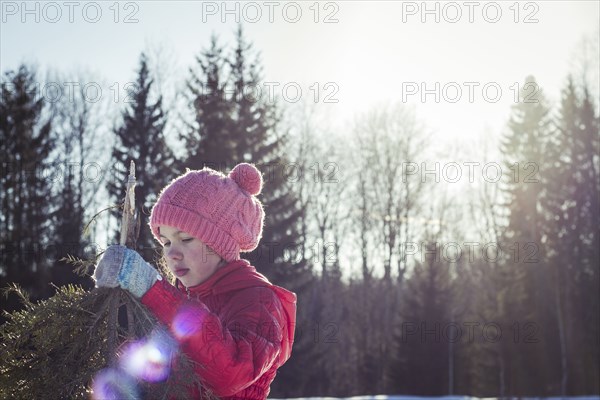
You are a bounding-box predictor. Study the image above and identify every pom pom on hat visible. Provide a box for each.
[229,163,263,196]
[149,163,265,261]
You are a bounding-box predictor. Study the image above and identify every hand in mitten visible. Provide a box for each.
[93,245,160,298]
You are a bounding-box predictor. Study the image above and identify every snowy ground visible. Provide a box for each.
[270,396,600,400]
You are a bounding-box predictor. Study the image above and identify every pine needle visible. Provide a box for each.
[60,254,100,277]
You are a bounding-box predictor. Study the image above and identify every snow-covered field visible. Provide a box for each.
[271,396,600,400]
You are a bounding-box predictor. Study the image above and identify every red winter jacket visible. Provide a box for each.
[141,259,297,399]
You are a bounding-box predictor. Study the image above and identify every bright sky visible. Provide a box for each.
[2,1,598,146]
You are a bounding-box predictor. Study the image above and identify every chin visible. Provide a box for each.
[179,278,193,287]
[181,277,201,288]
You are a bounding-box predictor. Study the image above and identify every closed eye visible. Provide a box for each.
[163,238,193,247]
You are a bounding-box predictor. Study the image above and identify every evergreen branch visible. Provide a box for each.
[1,283,31,309]
[59,253,100,277]
[0,286,216,399]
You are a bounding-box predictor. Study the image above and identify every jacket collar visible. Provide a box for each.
[176,259,272,298]
[176,259,298,364]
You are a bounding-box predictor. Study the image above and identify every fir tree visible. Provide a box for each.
[227,26,310,285]
[183,34,235,171]
[49,139,92,289]
[499,75,553,394]
[390,241,453,394]
[184,27,312,284]
[0,285,216,399]
[575,86,600,393]
[0,65,55,313]
[542,77,600,393]
[389,200,455,395]
[107,53,177,261]
[541,76,579,394]
[49,75,99,291]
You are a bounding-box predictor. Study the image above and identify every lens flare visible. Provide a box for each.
[91,368,139,400]
[120,329,177,382]
[172,305,206,339]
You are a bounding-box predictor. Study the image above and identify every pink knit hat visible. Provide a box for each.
[149,163,265,261]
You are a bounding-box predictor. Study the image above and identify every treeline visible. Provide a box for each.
[1,27,598,396]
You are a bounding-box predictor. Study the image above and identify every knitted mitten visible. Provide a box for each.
[94,245,159,298]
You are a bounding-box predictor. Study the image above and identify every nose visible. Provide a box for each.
[165,245,183,261]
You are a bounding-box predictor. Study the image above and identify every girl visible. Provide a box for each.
[94,163,297,399]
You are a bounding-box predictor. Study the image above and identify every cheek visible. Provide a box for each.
[190,244,210,263]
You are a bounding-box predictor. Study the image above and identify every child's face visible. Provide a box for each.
[158,225,223,288]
